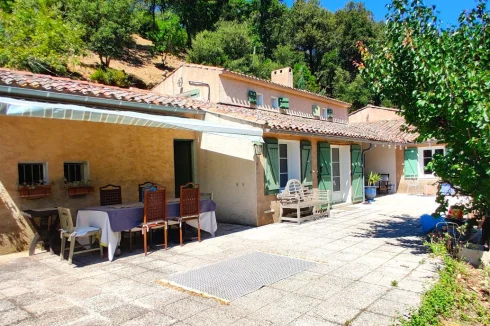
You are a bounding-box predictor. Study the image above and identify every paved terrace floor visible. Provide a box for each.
[0,194,441,326]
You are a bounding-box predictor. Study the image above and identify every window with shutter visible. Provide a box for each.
[248,91,257,104]
[404,148,418,178]
[278,97,289,109]
[264,138,279,194]
[300,141,312,187]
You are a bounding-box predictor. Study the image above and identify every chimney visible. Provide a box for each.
[271,67,293,88]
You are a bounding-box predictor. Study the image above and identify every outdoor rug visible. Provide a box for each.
[158,252,316,302]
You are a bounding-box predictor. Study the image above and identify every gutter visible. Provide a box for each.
[0,86,205,116]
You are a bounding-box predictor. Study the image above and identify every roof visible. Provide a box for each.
[0,68,416,143]
[0,68,213,111]
[349,104,400,116]
[205,104,417,143]
[159,63,351,108]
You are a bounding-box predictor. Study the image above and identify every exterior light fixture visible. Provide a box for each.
[253,142,263,156]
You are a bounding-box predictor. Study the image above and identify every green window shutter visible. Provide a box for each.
[248,91,257,104]
[264,138,279,194]
[317,142,332,208]
[278,97,289,109]
[351,144,363,203]
[301,140,312,187]
[404,148,418,178]
[312,105,320,117]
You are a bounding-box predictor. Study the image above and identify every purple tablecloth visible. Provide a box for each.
[79,199,216,232]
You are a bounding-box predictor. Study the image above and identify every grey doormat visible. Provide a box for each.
[158,252,316,302]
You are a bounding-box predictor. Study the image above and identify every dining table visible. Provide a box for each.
[76,199,217,261]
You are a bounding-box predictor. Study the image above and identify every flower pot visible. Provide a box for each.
[365,186,377,200]
[18,185,51,199]
[67,186,94,197]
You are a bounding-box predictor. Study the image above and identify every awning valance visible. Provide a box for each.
[0,97,263,142]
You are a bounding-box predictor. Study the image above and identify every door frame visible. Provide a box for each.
[173,139,195,197]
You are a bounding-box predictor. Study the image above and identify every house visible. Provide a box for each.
[0,68,262,254]
[152,64,419,227]
[350,105,446,195]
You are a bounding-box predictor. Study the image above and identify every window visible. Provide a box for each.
[271,97,278,109]
[331,148,340,191]
[18,162,47,185]
[279,144,288,188]
[419,147,444,175]
[256,93,264,106]
[64,162,89,182]
[322,108,334,119]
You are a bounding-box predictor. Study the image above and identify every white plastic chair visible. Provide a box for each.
[58,207,103,264]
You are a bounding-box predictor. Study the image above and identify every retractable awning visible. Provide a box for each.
[0,97,263,142]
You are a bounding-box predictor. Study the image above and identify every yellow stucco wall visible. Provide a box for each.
[0,116,195,254]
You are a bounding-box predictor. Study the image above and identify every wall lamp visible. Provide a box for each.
[253,142,263,156]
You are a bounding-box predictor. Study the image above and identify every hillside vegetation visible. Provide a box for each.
[0,0,390,110]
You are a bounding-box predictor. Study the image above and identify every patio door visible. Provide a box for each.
[331,146,342,203]
[174,140,193,198]
[351,144,363,203]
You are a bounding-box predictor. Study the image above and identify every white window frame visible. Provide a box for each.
[271,96,279,109]
[256,93,264,106]
[18,161,49,186]
[63,161,90,183]
[278,140,301,189]
[418,146,445,178]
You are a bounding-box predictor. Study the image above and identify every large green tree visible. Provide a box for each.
[0,0,83,74]
[68,0,138,68]
[360,0,490,213]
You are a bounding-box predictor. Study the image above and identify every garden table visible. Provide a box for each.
[76,199,217,261]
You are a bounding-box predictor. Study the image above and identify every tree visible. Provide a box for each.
[293,63,319,93]
[68,0,138,68]
[288,0,337,74]
[147,12,187,66]
[250,0,288,58]
[359,0,490,214]
[332,68,372,111]
[187,21,253,67]
[0,0,83,74]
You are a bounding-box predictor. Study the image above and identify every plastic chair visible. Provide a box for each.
[58,207,103,264]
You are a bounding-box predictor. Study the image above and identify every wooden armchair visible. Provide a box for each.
[179,183,201,246]
[100,184,122,206]
[58,207,103,264]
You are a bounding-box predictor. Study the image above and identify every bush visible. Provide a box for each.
[90,68,130,88]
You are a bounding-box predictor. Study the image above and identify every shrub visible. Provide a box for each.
[90,68,130,88]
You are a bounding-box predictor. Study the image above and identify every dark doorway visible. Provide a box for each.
[174,140,193,198]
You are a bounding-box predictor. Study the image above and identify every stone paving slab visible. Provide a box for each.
[0,194,441,326]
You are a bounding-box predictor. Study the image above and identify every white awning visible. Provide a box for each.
[0,97,263,142]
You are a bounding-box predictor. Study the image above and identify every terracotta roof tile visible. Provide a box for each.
[207,104,417,143]
[0,68,209,111]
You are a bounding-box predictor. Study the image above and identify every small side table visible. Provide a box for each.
[22,207,59,256]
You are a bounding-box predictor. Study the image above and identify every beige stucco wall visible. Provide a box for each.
[364,146,398,190]
[152,65,349,122]
[349,107,402,123]
[198,114,258,226]
[0,116,195,254]
[152,65,222,102]
[219,75,349,121]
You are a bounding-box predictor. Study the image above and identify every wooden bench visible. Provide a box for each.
[277,179,331,224]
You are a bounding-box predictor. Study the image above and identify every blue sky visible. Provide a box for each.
[282,0,480,26]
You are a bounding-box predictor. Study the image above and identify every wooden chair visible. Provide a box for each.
[138,181,157,202]
[58,207,103,264]
[178,183,201,246]
[100,184,122,206]
[142,189,178,255]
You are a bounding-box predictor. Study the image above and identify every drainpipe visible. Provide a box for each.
[188,81,210,101]
[361,143,373,202]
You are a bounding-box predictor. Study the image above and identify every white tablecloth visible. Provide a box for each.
[76,210,217,261]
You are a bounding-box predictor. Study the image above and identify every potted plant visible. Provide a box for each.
[18,180,51,199]
[365,171,381,200]
[64,179,93,197]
